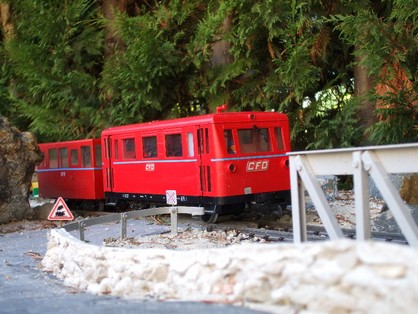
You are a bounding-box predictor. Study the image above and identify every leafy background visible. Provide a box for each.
[0,0,416,149]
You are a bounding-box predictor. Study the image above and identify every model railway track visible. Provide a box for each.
[71,208,408,246]
[208,224,408,245]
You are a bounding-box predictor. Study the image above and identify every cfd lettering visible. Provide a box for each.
[246,160,269,172]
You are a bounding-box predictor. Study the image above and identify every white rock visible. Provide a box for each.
[42,229,418,314]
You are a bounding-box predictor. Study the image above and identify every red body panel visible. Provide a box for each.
[101,111,291,204]
[37,139,104,200]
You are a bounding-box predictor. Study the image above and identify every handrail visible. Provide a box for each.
[288,143,418,247]
[63,206,204,242]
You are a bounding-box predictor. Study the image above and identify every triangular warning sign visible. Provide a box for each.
[48,197,74,221]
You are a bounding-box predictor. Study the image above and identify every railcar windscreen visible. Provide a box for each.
[275,127,285,151]
[238,127,271,153]
[224,129,236,154]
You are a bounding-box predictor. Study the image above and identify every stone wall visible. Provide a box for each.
[0,116,42,223]
[42,229,418,313]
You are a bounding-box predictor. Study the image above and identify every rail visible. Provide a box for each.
[63,206,204,241]
[288,143,418,247]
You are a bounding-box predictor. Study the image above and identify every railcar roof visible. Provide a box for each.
[38,138,101,146]
[102,111,287,136]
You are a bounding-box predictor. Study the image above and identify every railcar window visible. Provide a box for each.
[114,140,119,159]
[224,129,236,154]
[81,146,92,167]
[197,128,209,154]
[275,127,285,151]
[49,149,58,168]
[205,129,209,154]
[70,149,78,166]
[95,145,102,166]
[59,148,68,168]
[123,138,136,159]
[238,127,271,153]
[142,136,157,158]
[104,138,109,159]
[187,132,194,157]
[165,134,183,157]
[197,129,203,154]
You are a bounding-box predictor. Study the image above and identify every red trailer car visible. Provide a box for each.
[101,110,291,222]
[37,139,104,203]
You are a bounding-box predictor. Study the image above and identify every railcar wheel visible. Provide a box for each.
[201,205,219,223]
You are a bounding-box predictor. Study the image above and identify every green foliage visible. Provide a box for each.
[331,0,418,145]
[100,0,207,126]
[307,97,363,150]
[0,0,415,149]
[369,80,418,144]
[3,0,103,142]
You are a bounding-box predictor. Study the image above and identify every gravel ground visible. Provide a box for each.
[103,227,272,250]
[305,190,418,233]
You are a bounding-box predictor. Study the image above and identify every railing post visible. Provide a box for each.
[79,221,85,242]
[362,151,418,247]
[170,207,178,235]
[289,155,307,243]
[352,151,371,240]
[294,155,344,240]
[121,213,128,239]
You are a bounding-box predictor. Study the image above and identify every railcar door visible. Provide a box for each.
[197,126,212,196]
[197,125,218,222]
[102,136,114,194]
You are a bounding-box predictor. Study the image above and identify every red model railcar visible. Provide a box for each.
[101,110,291,222]
[37,139,104,202]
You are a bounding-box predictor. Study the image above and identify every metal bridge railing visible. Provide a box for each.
[288,143,418,247]
[63,206,204,242]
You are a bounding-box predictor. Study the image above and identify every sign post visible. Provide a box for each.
[166,190,178,234]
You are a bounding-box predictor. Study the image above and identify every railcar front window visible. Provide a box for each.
[224,129,236,154]
[165,134,183,157]
[123,138,136,159]
[143,136,157,158]
[81,146,92,167]
[275,127,285,151]
[49,149,58,168]
[238,127,271,153]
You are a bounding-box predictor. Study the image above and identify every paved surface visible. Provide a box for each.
[0,221,262,314]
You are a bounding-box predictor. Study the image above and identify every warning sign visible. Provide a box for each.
[166,190,177,205]
[48,197,74,221]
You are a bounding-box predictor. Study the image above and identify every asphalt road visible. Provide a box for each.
[0,224,262,314]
